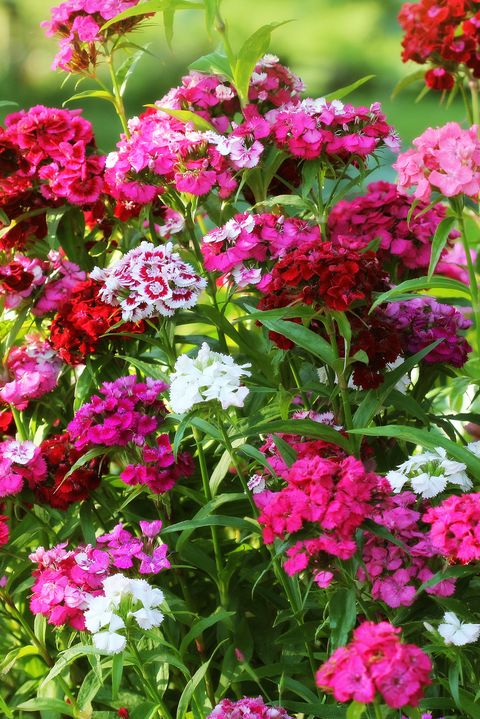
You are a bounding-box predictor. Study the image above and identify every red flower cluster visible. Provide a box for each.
[259,240,385,313]
[35,433,102,510]
[49,279,144,365]
[399,0,480,89]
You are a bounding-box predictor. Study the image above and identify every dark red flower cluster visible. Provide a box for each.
[49,279,144,365]
[259,240,386,313]
[399,0,480,89]
[349,311,403,390]
[35,433,102,510]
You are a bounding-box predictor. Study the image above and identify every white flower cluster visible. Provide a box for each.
[169,342,251,414]
[91,241,207,322]
[438,612,480,646]
[386,447,472,499]
[84,574,165,654]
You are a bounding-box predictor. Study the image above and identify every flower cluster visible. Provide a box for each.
[169,342,251,414]
[0,255,46,309]
[387,447,472,498]
[399,0,480,89]
[316,621,431,708]
[268,98,399,162]
[394,123,480,201]
[84,573,165,653]
[42,0,151,73]
[0,337,62,409]
[328,180,459,273]
[29,521,169,629]
[384,297,472,368]
[207,697,293,719]
[256,454,389,580]
[423,492,480,563]
[33,251,86,315]
[0,440,47,499]
[358,491,456,608]
[91,241,207,321]
[48,278,144,364]
[201,213,320,287]
[2,105,104,206]
[438,611,480,646]
[36,432,102,509]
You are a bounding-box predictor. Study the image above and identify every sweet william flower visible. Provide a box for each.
[386,447,472,498]
[169,342,251,414]
[438,611,480,646]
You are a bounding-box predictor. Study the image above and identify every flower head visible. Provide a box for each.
[438,611,480,646]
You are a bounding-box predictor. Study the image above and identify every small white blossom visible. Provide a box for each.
[92,630,126,654]
[84,595,117,633]
[386,447,472,499]
[169,342,251,414]
[438,612,480,646]
[130,606,164,630]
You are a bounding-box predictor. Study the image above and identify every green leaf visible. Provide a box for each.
[428,216,456,279]
[233,22,291,103]
[101,0,202,30]
[346,702,367,719]
[189,50,233,80]
[325,74,375,101]
[370,275,471,312]
[153,106,216,131]
[0,100,18,109]
[349,425,480,475]
[161,515,256,535]
[77,669,102,709]
[118,48,148,95]
[257,317,336,368]
[64,89,116,105]
[247,419,350,451]
[329,587,357,650]
[55,206,92,270]
[391,69,426,98]
[111,652,123,701]
[16,700,75,717]
[179,608,234,654]
[41,645,102,687]
[176,651,216,719]
[63,446,111,479]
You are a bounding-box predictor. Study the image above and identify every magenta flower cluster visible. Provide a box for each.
[424,492,480,564]
[316,621,432,708]
[29,521,169,629]
[384,297,472,367]
[207,697,293,719]
[328,180,460,272]
[358,491,456,607]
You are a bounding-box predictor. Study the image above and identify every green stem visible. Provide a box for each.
[10,407,27,441]
[192,426,228,608]
[130,641,173,719]
[372,701,384,719]
[323,316,355,444]
[469,76,480,127]
[453,201,480,352]
[106,52,130,136]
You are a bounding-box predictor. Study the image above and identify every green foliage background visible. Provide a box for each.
[0,0,468,151]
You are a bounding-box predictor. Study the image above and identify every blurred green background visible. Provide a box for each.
[0,0,467,154]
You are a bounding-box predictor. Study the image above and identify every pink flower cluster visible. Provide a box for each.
[90,240,207,321]
[256,454,389,580]
[248,54,305,107]
[3,105,104,205]
[201,213,320,287]
[67,375,168,450]
[268,98,399,162]
[29,521,169,629]
[394,122,480,201]
[0,337,63,410]
[0,440,47,499]
[42,0,149,73]
[328,181,459,272]
[104,109,241,204]
[384,297,472,368]
[316,621,432,708]
[423,492,480,563]
[33,251,86,315]
[207,697,293,719]
[358,492,456,608]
